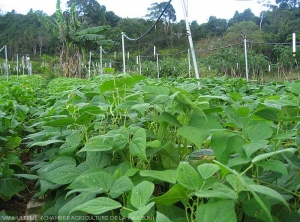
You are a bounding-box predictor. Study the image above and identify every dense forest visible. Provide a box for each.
[1,0,300,79]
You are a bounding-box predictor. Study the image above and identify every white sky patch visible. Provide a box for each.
[0,0,276,24]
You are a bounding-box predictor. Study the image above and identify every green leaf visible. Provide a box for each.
[130,181,154,209]
[156,212,172,222]
[0,178,26,200]
[79,135,113,152]
[75,112,96,125]
[177,126,210,149]
[213,161,273,222]
[109,176,134,199]
[252,148,297,163]
[258,160,288,176]
[78,106,101,114]
[176,162,203,190]
[67,171,114,192]
[243,140,269,159]
[129,127,147,161]
[249,184,289,209]
[243,197,271,222]
[188,113,223,131]
[43,165,81,185]
[196,200,237,222]
[128,202,155,222]
[289,81,300,94]
[43,118,74,127]
[226,174,246,192]
[151,184,188,206]
[157,112,182,128]
[111,126,129,151]
[146,140,161,148]
[86,151,111,169]
[140,170,176,184]
[254,108,284,122]
[66,188,104,199]
[58,193,96,220]
[211,131,243,164]
[223,106,249,129]
[15,104,29,121]
[70,197,122,215]
[131,103,151,115]
[5,136,21,149]
[214,160,273,221]
[244,122,273,141]
[194,183,237,200]
[30,139,64,147]
[197,163,220,179]
[14,174,39,180]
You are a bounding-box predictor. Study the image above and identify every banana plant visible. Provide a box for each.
[36,0,114,77]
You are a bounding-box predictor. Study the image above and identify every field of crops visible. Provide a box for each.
[0,74,300,222]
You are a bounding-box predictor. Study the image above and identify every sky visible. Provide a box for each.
[0,0,277,24]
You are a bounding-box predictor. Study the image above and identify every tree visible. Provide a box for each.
[228,9,259,27]
[66,0,106,25]
[276,0,300,9]
[146,2,176,35]
[206,16,228,37]
[225,21,264,43]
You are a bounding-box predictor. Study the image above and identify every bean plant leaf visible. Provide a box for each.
[223,106,249,129]
[130,181,154,209]
[43,165,81,185]
[197,163,220,179]
[131,103,151,115]
[43,118,74,127]
[289,81,300,95]
[151,184,188,206]
[196,200,237,222]
[243,197,271,222]
[140,170,177,184]
[254,108,284,122]
[226,174,246,192]
[129,127,147,161]
[58,193,96,219]
[258,160,288,176]
[156,212,172,222]
[248,184,289,209]
[0,178,26,200]
[244,122,273,141]
[29,139,64,147]
[86,151,111,169]
[67,171,114,192]
[214,161,273,222]
[252,148,297,163]
[128,202,155,222]
[211,131,243,164]
[66,188,104,199]
[111,126,129,151]
[75,112,96,125]
[5,136,21,149]
[176,162,203,190]
[188,112,223,131]
[109,176,134,199]
[243,140,269,159]
[194,183,237,200]
[177,126,210,149]
[157,112,182,128]
[70,197,122,215]
[79,135,113,152]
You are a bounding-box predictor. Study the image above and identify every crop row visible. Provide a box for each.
[1,75,300,221]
